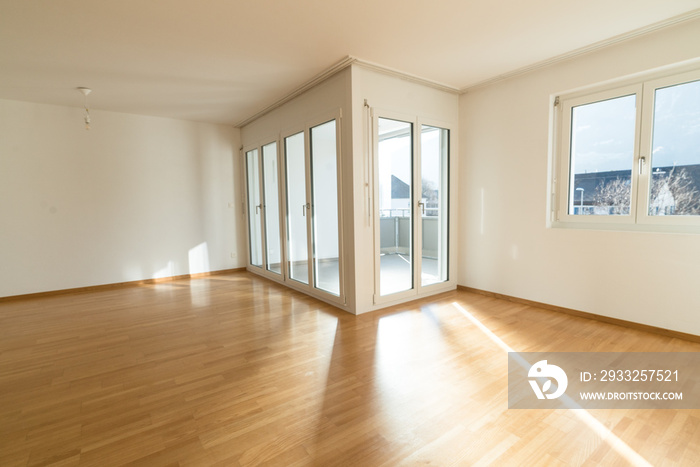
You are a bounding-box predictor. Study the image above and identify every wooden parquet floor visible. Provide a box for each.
[1,271,699,466]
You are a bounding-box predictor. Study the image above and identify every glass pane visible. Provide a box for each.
[284,132,309,284]
[310,120,340,296]
[262,142,281,274]
[421,125,448,286]
[569,94,636,215]
[245,149,262,267]
[378,118,413,296]
[649,79,700,216]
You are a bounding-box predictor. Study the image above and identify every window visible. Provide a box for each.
[310,120,341,296]
[245,148,263,267]
[245,142,283,276]
[374,115,451,301]
[262,142,282,275]
[284,131,309,285]
[647,78,700,217]
[554,67,700,230]
[282,115,344,300]
[377,117,413,296]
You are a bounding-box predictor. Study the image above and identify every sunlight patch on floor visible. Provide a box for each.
[451,301,652,467]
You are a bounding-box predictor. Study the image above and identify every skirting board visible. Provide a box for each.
[0,268,247,303]
[457,285,700,344]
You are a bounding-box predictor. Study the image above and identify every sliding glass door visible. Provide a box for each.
[376,116,450,299]
[262,142,282,275]
[284,132,309,285]
[283,118,343,299]
[377,118,413,296]
[245,148,263,268]
[310,120,341,296]
[420,125,449,286]
[244,142,283,277]
[244,115,343,303]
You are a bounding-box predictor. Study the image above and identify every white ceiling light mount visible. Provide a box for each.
[77,87,92,130]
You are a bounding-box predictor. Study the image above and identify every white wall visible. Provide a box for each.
[459,18,700,335]
[0,99,245,297]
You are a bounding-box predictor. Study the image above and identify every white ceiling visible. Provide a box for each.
[1,1,699,126]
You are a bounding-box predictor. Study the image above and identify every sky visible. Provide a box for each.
[571,78,700,174]
[377,120,444,209]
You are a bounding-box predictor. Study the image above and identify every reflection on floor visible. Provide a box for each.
[1,272,697,465]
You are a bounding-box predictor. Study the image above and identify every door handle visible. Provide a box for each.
[639,156,646,175]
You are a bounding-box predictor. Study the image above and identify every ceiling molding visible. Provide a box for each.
[235,55,356,128]
[351,58,460,95]
[461,8,700,93]
[236,56,460,128]
[235,56,355,128]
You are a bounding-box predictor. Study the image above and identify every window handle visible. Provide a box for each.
[302,203,310,216]
[255,204,262,214]
[418,201,425,215]
[639,156,646,175]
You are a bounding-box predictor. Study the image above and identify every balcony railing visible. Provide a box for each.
[379,208,439,217]
[571,205,631,215]
[379,212,441,258]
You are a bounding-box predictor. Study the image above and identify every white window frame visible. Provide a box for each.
[372,109,456,305]
[552,65,700,233]
[279,110,346,306]
[636,68,700,228]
